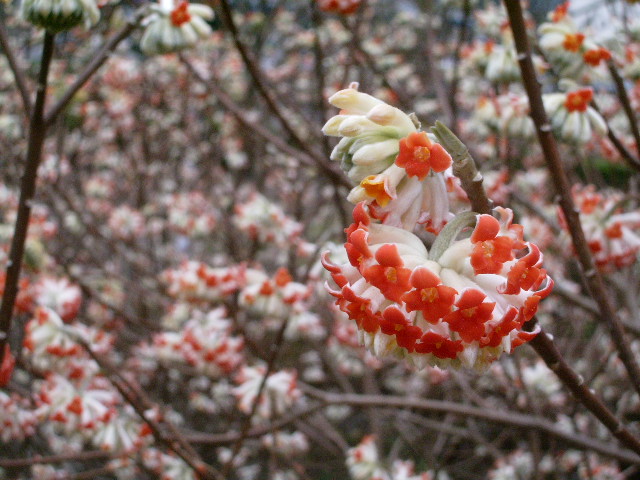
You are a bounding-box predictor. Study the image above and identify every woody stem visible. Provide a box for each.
[0,31,55,368]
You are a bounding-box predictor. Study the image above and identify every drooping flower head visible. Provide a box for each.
[233,365,301,419]
[141,0,214,55]
[538,3,611,79]
[21,0,99,32]
[543,87,607,145]
[323,84,453,232]
[322,203,553,371]
[560,185,640,270]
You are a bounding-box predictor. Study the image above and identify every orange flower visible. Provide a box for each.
[380,306,422,350]
[395,132,452,180]
[0,345,15,387]
[363,244,412,303]
[551,2,569,22]
[470,215,516,274]
[562,33,584,52]
[414,331,463,359]
[170,1,192,26]
[401,267,457,323]
[317,0,361,14]
[564,88,593,112]
[444,290,495,343]
[360,175,394,206]
[583,47,611,66]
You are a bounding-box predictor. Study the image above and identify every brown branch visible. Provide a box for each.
[608,59,640,161]
[77,339,224,480]
[184,403,325,445]
[0,11,32,119]
[430,113,640,458]
[179,55,351,189]
[222,313,292,476]
[526,328,640,459]
[590,99,640,172]
[301,385,640,464]
[503,0,640,399]
[431,121,493,214]
[44,10,144,127]
[0,451,112,468]
[214,0,340,182]
[0,31,56,368]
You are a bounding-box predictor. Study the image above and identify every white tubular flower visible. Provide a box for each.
[233,193,304,247]
[543,88,607,145]
[143,449,197,480]
[23,307,82,360]
[141,0,213,55]
[322,203,553,371]
[325,85,453,232]
[262,431,309,456]
[485,43,520,84]
[562,185,640,270]
[149,307,245,377]
[36,373,119,431]
[233,365,301,419]
[93,408,150,452]
[34,277,82,322]
[0,391,38,442]
[537,2,611,79]
[21,0,99,32]
[239,267,311,320]
[161,261,245,302]
[498,94,536,140]
[346,435,382,480]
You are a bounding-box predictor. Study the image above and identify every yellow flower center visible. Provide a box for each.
[413,146,431,162]
[420,287,438,303]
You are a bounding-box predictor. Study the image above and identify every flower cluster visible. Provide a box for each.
[323,202,552,370]
[543,88,607,145]
[0,390,38,442]
[21,0,99,32]
[538,2,612,79]
[233,193,308,250]
[34,277,82,322]
[239,267,311,319]
[141,0,214,55]
[233,365,301,419]
[323,85,453,232]
[161,261,245,303]
[561,184,640,270]
[143,307,245,377]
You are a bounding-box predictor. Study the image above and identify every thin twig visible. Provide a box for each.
[222,314,292,476]
[0,451,112,468]
[44,11,144,127]
[503,0,640,399]
[590,99,640,172]
[431,113,640,459]
[608,59,640,161]
[179,55,350,189]
[0,31,56,368]
[215,0,339,180]
[184,403,325,444]
[78,338,225,480]
[0,11,32,119]
[301,385,640,464]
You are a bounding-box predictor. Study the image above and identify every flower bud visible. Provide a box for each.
[21,0,99,32]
